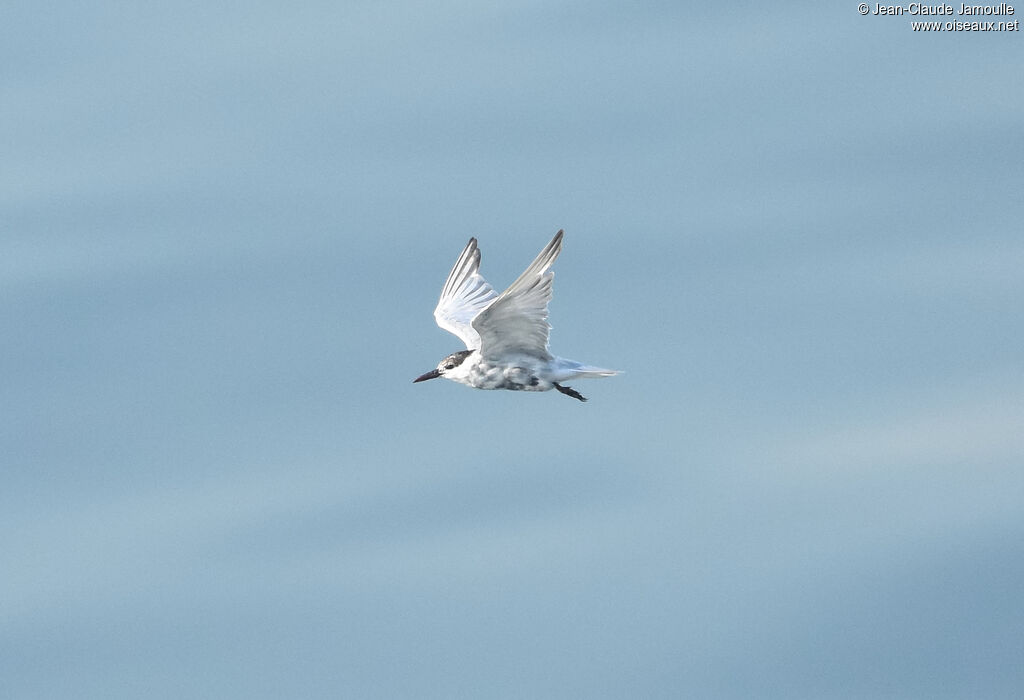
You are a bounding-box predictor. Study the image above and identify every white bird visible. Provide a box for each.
[414,230,619,401]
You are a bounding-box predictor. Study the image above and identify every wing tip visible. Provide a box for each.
[551,229,564,251]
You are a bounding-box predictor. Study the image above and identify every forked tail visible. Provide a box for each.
[571,365,620,379]
[554,358,620,380]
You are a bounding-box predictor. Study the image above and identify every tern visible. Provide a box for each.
[414,230,618,401]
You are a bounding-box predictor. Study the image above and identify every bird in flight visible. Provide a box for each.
[414,230,618,401]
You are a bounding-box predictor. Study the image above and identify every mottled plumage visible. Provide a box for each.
[414,231,618,401]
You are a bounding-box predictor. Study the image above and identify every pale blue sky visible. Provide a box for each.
[3,2,1023,698]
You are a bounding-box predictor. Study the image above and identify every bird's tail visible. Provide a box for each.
[554,359,621,380]
[573,365,620,378]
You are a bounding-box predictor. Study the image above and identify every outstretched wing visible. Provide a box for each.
[433,237,498,350]
[472,230,563,361]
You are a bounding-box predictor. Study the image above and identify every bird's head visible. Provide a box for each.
[413,349,474,383]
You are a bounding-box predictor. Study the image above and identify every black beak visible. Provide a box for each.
[413,369,441,383]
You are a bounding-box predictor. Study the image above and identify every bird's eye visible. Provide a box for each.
[445,364,454,370]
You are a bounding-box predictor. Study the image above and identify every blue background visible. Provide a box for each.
[4,2,1023,697]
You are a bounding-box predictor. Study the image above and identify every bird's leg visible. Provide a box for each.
[553,383,587,402]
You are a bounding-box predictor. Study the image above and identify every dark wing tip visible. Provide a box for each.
[464,237,482,276]
[550,229,564,256]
